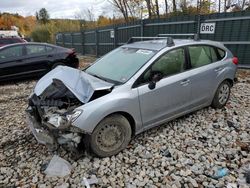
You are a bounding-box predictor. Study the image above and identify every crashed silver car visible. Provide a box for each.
[26,37,238,157]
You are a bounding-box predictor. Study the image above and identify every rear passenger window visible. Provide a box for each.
[189,45,218,68]
[26,45,46,55]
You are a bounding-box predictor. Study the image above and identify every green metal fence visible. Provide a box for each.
[56,11,250,67]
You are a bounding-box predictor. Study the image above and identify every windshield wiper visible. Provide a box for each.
[91,73,103,80]
[88,73,123,85]
[89,73,110,82]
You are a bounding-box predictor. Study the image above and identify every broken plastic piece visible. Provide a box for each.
[160,149,172,157]
[82,175,99,188]
[213,168,229,179]
[246,170,250,184]
[44,155,72,177]
[238,163,250,185]
[48,114,65,128]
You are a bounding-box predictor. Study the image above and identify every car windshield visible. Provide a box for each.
[85,47,156,84]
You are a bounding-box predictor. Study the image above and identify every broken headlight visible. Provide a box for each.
[67,110,83,122]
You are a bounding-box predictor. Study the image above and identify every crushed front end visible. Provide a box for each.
[25,66,114,153]
[26,93,85,152]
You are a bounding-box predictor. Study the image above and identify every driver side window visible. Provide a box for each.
[143,48,185,82]
[0,46,23,60]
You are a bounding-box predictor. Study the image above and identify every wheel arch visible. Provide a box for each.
[224,78,234,87]
[102,111,136,137]
[51,62,65,69]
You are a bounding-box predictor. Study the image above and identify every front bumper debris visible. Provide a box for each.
[26,111,58,150]
[26,106,83,151]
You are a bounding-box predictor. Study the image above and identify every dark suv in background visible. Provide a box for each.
[0,37,26,47]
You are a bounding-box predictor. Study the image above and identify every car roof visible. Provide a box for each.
[0,37,22,39]
[0,42,56,49]
[122,39,225,51]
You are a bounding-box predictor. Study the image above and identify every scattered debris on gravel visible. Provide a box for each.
[0,67,249,187]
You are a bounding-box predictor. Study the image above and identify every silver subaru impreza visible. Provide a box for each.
[26,37,238,157]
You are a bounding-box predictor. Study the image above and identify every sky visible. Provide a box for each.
[0,0,109,19]
[0,0,237,19]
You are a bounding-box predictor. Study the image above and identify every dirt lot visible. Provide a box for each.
[0,60,249,187]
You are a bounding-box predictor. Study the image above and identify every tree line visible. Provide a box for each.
[109,0,250,22]
[1,1,250,43]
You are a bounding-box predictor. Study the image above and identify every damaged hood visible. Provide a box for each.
[34,66,114,103]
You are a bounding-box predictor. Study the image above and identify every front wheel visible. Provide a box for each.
[211,81,231,109]
[90,114,132,157]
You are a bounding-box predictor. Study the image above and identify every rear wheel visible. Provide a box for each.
[211,80,231,109]
[90,114,131,157]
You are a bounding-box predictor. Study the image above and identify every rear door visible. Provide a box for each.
[0,45,26,79]
[22,44,51,74]
[136,47,192,129]
[186,45,226,108]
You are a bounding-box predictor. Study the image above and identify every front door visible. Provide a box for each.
[22,44,50,74]
[0,45,26,80]
[136,47,192,129]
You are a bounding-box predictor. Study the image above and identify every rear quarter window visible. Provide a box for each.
[46,46,54,52]
[217,48,226,60]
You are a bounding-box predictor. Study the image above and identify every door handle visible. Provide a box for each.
[47,55,53,57]
[215,67,223,72]
[16,59,22,62]
[180,79,190,86]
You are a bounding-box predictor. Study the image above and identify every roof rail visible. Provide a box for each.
[127,36,175,47]
[157,33,200,41]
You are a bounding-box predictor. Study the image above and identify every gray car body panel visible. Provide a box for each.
[33,39,237,135]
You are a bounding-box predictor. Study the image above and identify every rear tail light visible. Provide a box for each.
[67,48,76,57]
[232,57,238,65]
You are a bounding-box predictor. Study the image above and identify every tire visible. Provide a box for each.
[51,62,65,69]
[90,114,132,157]
[211,80,231,109]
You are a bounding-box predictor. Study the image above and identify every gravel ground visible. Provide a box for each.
[0,64,249,188]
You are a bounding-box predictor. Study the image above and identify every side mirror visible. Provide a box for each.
[148,72,163,90]
[148,81,156,90]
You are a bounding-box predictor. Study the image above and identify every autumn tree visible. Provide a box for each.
[36,8,50,24]
[97,16,112,27]
[108,0,130,22]
[164,0,169,15]
[173,0,177,12]
[145,0,152,18]
[180,0,188,13]
[155,0,160,18]
[0,13,36,36]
